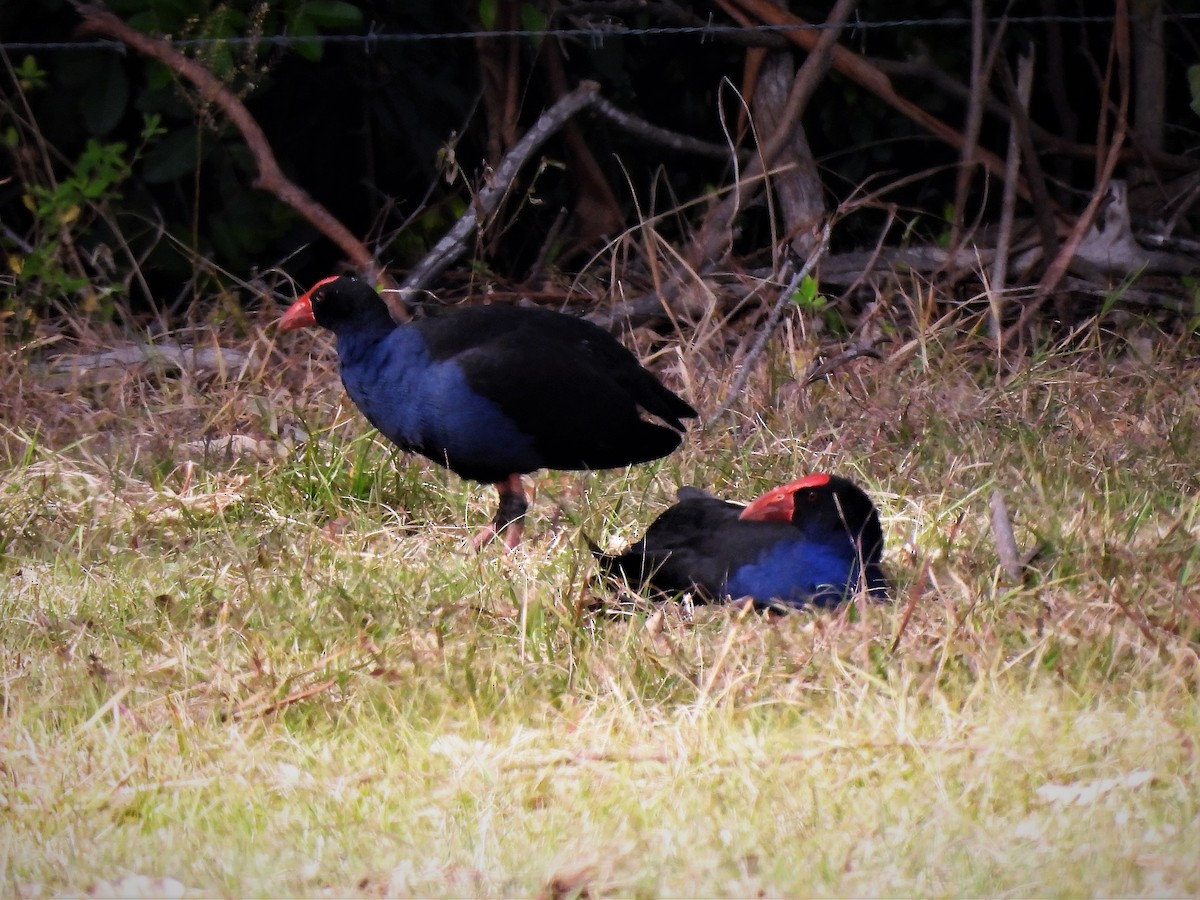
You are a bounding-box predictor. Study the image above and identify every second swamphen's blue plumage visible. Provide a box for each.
[279,275,697,548]
[597,473,888,609]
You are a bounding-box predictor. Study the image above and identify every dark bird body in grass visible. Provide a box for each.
[279,275,696,548]
[598,474,889,609]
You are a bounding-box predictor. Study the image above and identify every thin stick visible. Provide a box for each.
[727,0,1021,194]
[591,95,748,161]
[949,0,989,252]
[989,49,1036,341]
[240,678,338,719]
[802,340,885,385]
[989,490,1023,581]
[1002,0,1130,345]
[708,222,830,424]
[398,82,601,302]
[688,0,853,270]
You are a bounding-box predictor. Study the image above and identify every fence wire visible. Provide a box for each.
[2,12,1195,55]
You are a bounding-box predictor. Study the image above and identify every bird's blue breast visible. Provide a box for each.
[337,328,537,481]
[724,539,861,608]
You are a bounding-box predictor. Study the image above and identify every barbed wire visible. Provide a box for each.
[3,12,1196,54]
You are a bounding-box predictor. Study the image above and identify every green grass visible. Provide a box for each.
[1,311,1198,897]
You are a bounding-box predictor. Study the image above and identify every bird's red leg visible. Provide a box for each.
[471,473,529,551]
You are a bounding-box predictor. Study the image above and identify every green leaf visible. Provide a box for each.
[479,0,497,30]
[144,62,175,93]
[519,3,546,47]
[16,55,46,90]
[140,113,166,142]
[288,15,322,62]
[519,3,547,33]
[1189,65,1200,120]
[300,0,364,29]
[790,275,826,312]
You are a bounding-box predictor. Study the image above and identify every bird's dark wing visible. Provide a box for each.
[675,486,720,503]
[438,322,691,472]
[416,306,696,429]
[597,496,748,599]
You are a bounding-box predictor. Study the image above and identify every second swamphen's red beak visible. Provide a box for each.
[738,473,832,523]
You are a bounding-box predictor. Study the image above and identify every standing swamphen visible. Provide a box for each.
[278,275,697,548]
[597,473,888,608]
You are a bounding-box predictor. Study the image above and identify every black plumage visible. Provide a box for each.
[598,474,889,609]
[279,275,696,547]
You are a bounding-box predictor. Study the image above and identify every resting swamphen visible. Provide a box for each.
[597,473,888,608]
[278,275,697,548]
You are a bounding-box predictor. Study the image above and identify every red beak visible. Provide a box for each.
[739,473,831,522]
[278,276,341,331]
[278,294,315,331]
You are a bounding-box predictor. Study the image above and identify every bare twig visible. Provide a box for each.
[996,46,1059,262]
[802,337,886,385]
[591,95,748,161]
[1001,0,1130,346]
[988,49,1035,340]
[499,740,976,770]
[726,0,1022,195]
[237,678,337,719]
[688,0,853,270]
[708,222,830,423]
[948,0,993,252]
[73,3,388,289]
[874,54,1197,175]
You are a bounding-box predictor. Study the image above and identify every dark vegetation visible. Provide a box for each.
[2,0,1199,341]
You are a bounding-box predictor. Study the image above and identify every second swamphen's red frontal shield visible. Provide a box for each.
[279,275,697,548]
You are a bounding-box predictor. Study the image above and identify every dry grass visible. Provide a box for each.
[1,290,1198,897]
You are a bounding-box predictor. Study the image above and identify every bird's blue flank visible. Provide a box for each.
[725,539,861,608]
[337,328,537,475]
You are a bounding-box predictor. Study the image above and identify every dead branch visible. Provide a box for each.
[752,48,827,258]
[988,49,1035,340]
[995,49,1059,262]
[72,3,388,290]
[591,95,747,161]
[397,81,602,303]
[802,337,885,386]
[948,0,994,252]
[875,56,1199,175]
[708,222,829,424]
[1002,0,1131,346]
[688,0,854,270]
[726,0,1020,195]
